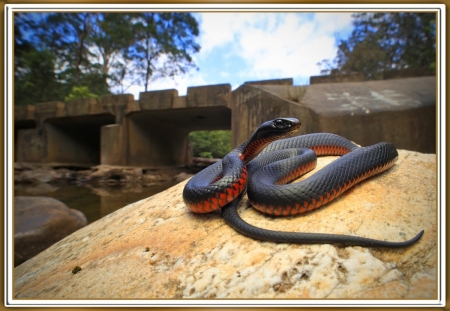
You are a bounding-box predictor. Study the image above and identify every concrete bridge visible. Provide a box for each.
[14,76,436,168]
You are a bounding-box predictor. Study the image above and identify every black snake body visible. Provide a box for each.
[183,118,424,247]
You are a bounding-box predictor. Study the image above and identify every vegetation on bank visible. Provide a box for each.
[189,130,231,159]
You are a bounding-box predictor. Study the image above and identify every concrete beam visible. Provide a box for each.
[14,105,35,122]
[34,101,66,127]
[310,73,364,84]
[98,94,135,124]
[65,98,105,116]
[244,78,293,86]
[140,89,179,110]
[186,84,231,108]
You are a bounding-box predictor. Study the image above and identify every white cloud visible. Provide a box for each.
[198,12,354,83]
[312,12,354,35]
[197,13,239,53]
[113,12,355,97]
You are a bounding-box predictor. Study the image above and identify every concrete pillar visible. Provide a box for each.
[231,84,312,147]
[101,124,127,166]
[16,129,45,163]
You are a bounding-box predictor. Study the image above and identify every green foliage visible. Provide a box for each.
[65,86,98,101]
[14,12,201,104]
[319,13,436,79]
[129,12,201,91]
[14,49,64,105]
[189,130,231,159]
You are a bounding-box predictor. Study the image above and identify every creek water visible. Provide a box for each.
[14,182,176,224]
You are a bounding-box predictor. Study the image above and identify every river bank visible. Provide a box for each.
[14,162,195,186]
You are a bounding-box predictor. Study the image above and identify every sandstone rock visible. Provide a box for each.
[74,170,93,183]
[54,168,76,180]
[143,173,171,186]
[14,196,87,267]
[173,172,194,183]
[89,167,111,179]
[14,162,40,171]
[121,168,143,183]
[14,162,23,170]
[90,166,143,184]
[14,183,59,196]
[13,150,436,299]
[16,168,61,183]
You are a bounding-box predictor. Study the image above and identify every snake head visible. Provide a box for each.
[258,118,301,140]
[241,118,301,162]
[273,118,300,131]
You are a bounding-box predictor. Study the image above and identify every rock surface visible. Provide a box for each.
[15,168,61,183]
[14,196,88,266]
[14,163,192,186]
[13,150,437,299]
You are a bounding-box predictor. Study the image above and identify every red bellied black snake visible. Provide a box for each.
[182,118,424,247]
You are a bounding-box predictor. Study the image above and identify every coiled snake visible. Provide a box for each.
[183,118,424,247]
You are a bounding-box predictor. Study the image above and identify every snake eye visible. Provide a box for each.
[273,119,291,129]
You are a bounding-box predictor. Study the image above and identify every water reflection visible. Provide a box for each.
[14,182,175,224]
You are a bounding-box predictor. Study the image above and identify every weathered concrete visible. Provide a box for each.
[15,129,45,163]
[14,104,36,121]
[14,76,436,168]
[244,77,294,86]
[310,72,365,84]
[310,68,434,84]
[98,94,135,124]
[14,105,37,162]
[186,83,232,108]
[45,114,116,165]
[302,77,436,153]
[64,98,103,116]
[100,124,126,166]
[233,77,436,153]
[13,149,437,299]
[231,83,312,147]
[34,101,66,127]
[140,89,179,110]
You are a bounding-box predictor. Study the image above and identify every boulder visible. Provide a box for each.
[16,168,61,183]
[13,150,436,299]
[14,196,87,267]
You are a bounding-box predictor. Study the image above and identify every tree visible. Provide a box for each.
[14,12,109,100]
[129,12,200,92]
[14,49,64,105]
[87,13,135,92]
[14,13,64,105]
[14,12,201,104]
[326,13,436,79]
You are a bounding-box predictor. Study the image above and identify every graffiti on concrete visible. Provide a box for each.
[325,89,422,115]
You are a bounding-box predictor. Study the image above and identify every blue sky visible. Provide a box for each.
[123,12,355,98]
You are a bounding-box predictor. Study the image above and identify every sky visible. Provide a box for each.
[121,12,355,99]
